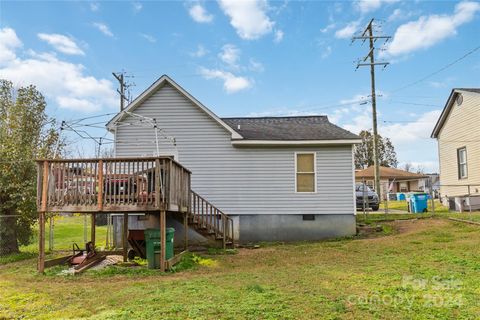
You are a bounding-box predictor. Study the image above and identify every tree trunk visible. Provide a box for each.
[0,214,20,256]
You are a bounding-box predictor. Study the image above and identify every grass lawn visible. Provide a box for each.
[0,215,108,265]
[1,216,480,319]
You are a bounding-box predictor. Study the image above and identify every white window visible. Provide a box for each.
[457,147,468,179]
[295,152,316,193]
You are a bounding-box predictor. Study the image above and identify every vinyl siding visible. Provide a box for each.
[438,91,480,197]
[114,83,355,215]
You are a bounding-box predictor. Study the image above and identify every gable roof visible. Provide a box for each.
[106,75,242,139]
[106,75,361,145]
[431,88,480,138]
[222,116,360,141]
[355,166,428,180]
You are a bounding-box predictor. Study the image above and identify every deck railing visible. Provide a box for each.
[36,157,191,213]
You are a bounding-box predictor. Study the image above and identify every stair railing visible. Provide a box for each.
[190,190,234,247]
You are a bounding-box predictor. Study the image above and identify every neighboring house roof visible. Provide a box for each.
[222,116,360,141]
[431,88,480,138]
[355,166,428,180]
[107,75,361,145]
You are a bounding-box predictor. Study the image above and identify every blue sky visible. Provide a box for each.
[1,0,479,171]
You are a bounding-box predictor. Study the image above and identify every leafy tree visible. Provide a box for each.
[0,80,62,255]
[354,130,398,169]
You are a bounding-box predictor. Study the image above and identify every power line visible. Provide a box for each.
[391,44,480,94]
[65,112,117,126]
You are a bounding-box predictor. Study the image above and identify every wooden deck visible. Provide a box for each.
[36,157,191,213]
[36,157,234,273]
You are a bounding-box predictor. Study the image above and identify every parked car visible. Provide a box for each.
[355,183,379,211]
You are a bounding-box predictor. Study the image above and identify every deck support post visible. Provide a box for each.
[122,213,128,262]
[160,210,166,272]
[222,216,227,250]
[91,213,96,246]
[183,213,188,251]
[38,211,46,273]
[38,160,49,273]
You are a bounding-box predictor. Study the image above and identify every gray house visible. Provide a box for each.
[107,75,360,244]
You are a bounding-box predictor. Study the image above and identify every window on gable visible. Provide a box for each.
[457,147,468,179]
[296,153,316,193]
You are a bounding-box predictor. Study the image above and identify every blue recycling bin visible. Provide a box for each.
[410,193,428,213]
[396,193,406,201]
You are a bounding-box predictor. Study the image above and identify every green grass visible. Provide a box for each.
[1,215,108,265]
[1,217,480,319]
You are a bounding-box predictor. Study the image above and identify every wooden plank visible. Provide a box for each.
[222,216,227,250]
[91,213,96,245]
[98,160,103,211]
[448,217,480,226]
[155,159,161,209]
[74,255,106,274]
[184,213,188,251]
[40,161,49,212]
[123,213,128,262]
[38,211,46,273]
[166,250,188,270]
[44,255,74,268]
[160,210,166,272]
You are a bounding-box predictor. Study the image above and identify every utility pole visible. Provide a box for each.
[352,19,390,199]
[112,71,135,111]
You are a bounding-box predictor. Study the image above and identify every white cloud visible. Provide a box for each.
[132,2,143,13]
[321,46,332,59]
[90,2,99,12]
[38,33,84,56]
[139,33,156,43]
[218,44,240,67]
[199,67,251,93]
[320,23,336,34]
[92,22,114,37]
[188,3,214,23]
[0,28,116,113]
[335,20,361,39]
[218,0,275,40]
[274,30,284,43]
[249,58,264,72]
[380,110,441,143]
[190,44,208,57]
[355,0,399,14]
[386,1,480,56]
[387,8,417,22]
[0,27,22,64]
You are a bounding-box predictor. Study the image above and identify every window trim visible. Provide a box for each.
[294,152,317,193]
[457,147,468,179]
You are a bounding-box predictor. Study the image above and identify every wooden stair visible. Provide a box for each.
[176,190,234,248]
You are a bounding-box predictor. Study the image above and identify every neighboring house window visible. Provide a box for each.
[296,153,316,192]
[457,147,468,179]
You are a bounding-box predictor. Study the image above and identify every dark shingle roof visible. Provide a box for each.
[455,88,480,94]
[221,116,360,140]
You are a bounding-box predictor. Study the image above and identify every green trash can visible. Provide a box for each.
[144,228,175,269]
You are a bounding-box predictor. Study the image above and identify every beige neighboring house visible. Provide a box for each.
[431,88,480,211]
[355,166,428,198]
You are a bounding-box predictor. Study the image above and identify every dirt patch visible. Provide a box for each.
[389,217,448,235]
